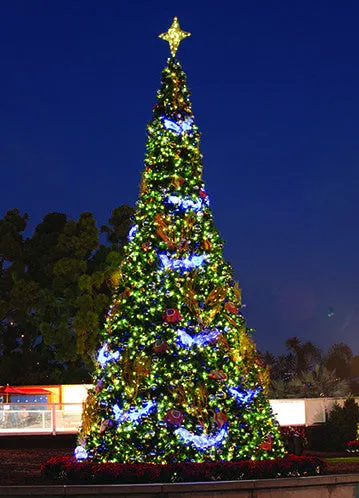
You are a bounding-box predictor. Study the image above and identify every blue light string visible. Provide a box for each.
[175,426,228,451]
[159,252,208,271]
[127,225,137,241]
[166,194,209,212]
[162,117,194,134]
[97,342,120,367]
[228,386,261,405]
[176,327,221,348]
[113,400,157,424]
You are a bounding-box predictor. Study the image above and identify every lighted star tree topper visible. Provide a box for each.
[158,17,191,57]
[76,18,285,464]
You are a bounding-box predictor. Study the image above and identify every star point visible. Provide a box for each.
[158,17,191,57]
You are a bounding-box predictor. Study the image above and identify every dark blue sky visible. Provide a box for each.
[1,1,359,355]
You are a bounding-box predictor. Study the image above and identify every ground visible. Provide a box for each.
[0,447,71,485]
[0,435,75,486]
[0,436,358,486]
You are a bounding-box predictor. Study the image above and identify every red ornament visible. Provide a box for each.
[119,287,131,300]
[260,435,274,451]
[164,409,184,426]
[224,301,238,314]
[142,241,152,252]
[202,239,211,250]
[152,339,169,354]
[199,189,208,199]
[209,370,227,381]
[214,411,228,428]
[256,357,265,368]
[162,308,182,323]
[172,176,185,188]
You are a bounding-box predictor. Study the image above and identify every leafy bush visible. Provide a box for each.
[306,397,359,451]
[327,397,359,451]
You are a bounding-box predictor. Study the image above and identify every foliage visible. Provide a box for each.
[40,455,327,483]
[324,343,353,379]
[262,352,295,382]
[269,379,299,399]
[0,205,134,384]
[269,365,350,399]
[351,355,359,377]
[326,397,359,451]
[285,337,322,376]
[295,366,350,398]
[310,397,359,452]
[263,338,353,399]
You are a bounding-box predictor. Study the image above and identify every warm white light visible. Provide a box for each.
[269,399,306,426]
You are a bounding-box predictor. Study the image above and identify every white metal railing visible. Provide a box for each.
[1,397,357,436]
[0,403,83,435]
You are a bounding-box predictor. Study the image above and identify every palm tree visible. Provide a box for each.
[270,353,296,381]
[269,365,350,399]
[260,350,296,381]
[285,337,322,375]
[269,378,302,399]
[324,342,353,379]
[298,365,350,397]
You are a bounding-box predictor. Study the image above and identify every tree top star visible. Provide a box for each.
[158,17,191,57]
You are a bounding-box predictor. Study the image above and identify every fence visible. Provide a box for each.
[0,403,82,435]
[1,397,357,436]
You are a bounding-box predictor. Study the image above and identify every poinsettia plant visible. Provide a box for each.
[346,440,359,453]
[41,455,327,484]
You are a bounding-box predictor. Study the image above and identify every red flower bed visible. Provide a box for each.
[41,455,327,484]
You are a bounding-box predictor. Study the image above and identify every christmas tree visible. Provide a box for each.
[76,18,285,464]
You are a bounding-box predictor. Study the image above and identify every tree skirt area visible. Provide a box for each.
[0,441,358,486]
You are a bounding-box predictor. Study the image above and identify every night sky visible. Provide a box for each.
[1,1,359,355]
